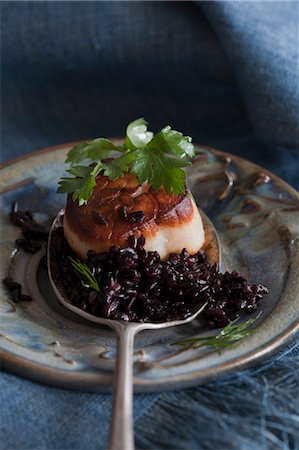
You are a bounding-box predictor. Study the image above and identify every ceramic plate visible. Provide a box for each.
[0,144,298,392]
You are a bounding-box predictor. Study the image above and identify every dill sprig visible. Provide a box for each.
[68,256,102,295]
[173,313,261,353]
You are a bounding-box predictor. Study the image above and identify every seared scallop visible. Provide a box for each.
[64,172,205,259]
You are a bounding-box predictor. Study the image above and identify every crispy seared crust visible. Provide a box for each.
[64,172,202,258]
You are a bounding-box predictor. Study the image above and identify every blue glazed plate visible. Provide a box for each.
[0,144,298,392]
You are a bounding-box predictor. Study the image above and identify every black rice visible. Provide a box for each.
[3,276,32,303]
[10,201,47,253]
[50,227,268,326]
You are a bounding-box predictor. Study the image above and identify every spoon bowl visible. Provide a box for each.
[47,209,221,450]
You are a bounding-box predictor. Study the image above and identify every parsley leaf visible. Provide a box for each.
[125,118,153,149]
[103,152,136,180]
[131,149,191,194]
[66,138,122,166]
[147,126,195,158]
[58,118,195,205]
[57,161,102,206]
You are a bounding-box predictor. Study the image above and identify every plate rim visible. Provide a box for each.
[1,313,298,392]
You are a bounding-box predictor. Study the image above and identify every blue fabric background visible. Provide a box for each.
[1,1,298,449]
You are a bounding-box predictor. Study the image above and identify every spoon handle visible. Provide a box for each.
[108,324,136,450]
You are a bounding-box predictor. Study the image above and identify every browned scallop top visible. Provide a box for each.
[65,171,194,245]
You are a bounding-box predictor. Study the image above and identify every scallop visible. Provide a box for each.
[64,172,205,259]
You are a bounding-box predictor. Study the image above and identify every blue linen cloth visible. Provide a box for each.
[1,1,298,449]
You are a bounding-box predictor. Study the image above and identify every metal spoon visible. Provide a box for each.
[47,210,220,450]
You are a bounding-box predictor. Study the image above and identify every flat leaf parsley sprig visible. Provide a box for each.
[57,118,195,205]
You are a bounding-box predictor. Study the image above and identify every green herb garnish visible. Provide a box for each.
[173,314,261,353]
[68,257,102,294]
[58,118,195,205]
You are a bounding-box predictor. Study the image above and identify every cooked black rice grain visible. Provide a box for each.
[15,238,42,253]
[125,210,145,223]
[50,228,268,325]
[10,201,47,253]
[3,276,32,303]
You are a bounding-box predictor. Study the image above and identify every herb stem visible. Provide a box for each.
[68,256,103,295]
[173,313,261,352]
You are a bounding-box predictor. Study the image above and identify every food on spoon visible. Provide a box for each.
[58,118,205,259]
[5,113,270,327]
[53,118,269,325]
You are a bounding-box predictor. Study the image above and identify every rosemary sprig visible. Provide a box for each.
[68,256,102,295]
[173,313,261,353]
